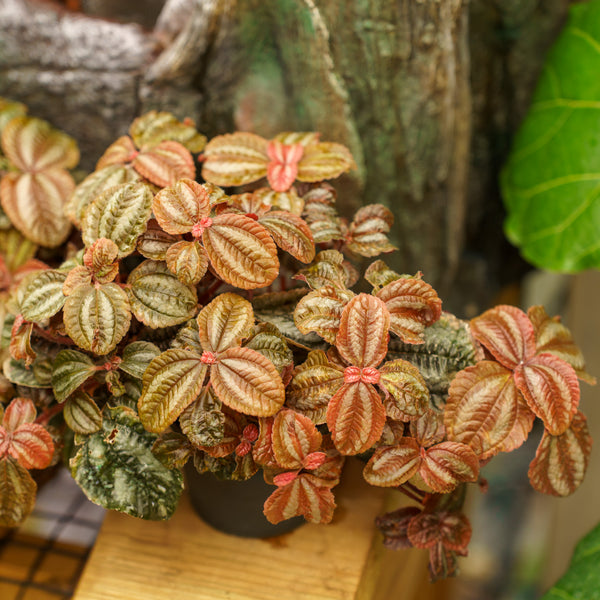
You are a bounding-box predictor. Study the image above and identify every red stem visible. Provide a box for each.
[35,403,63,426]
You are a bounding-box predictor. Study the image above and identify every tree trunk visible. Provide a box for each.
[0,0,570,313]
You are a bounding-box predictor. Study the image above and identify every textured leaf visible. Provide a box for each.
[96,136,137,170]
[254,187,304,215]
[410,409,446,448]
[365,260,401,291]
[19,269,66,322]
[138,349,207,433]
[514,353,579,435]
[296,142,355,182]
[8,424,54,469]
[528,305,596,384]
[51,349,97,402]
[376,506,423,550]
[133,140,195,187]
[201,132,269,187]
[407,511,471,552]
[266,140,304,191]
[363,438,421,487]
[136,219,181,261]
[83,238,120,283]
[82,182,154,258]
[376,276,442,344]
[445,361,531,459]
[528,410,592,497]
[129,111,207,153]
[151,432,193,469]
[346,204,396,257]
[378,358,430,420]
[119,341,161,379]
[3,357,52,388]
[259,211,315,263]
[336,294,390,368]
[210,346,285,416]
[245,323,293,378]
[471,305,537,370]
[179,386,225,448]
[197,293,254,354]
[301,185,343,243]
[420,442,480,493]
[197,408,246,458]
[252,417,278,468]
[63,283,131,355]
[165,240,209,286]
[0,170,73,247]
[264,472,336,524]
[203,213,279,289]
[293,286,354,344]
[9,320,35,365]
[63,392,102,434]
[326,381,386,455]
[171,318,203,354]
[502,2,600,271]
[2,397,36,431]
[272,409,322,470]
[62,266,92,296]
[66,165,140,227]
[273,132,320,146]
[152,178,210,235]
[294,249,348,290]
[286,350,344,425]
[0,458,36,527]
[127,260,198,328]
[1,115,78,171]
[70,406,184,519]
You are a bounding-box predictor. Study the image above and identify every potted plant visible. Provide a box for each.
[0,100,594,581]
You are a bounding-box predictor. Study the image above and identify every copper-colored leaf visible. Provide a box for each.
[528,305,596,384]
[197,292,254,354]
[201,132,269,187]
[96,136,137,170]
[346,204,396,257]
[296,142,356,182]
[202,213,279,289]
[445,361,529,460]
[1,170,73,247]
[152,178,210,235]
[165,240,209,286]
[0,458,36,527]
[363,438,421,487]
[259,211,315,263]
[326,381,386,455]
[378,358,430,420]
[376,276,442,344]
[364,260,401,291]
[8,424,54,469]
[514,353,579,435]
[407,511,471,553]
[293,286,355,344]
[470,305,536,370]
[272,409,322,470]
[2,397,36,432]
[255,187,304,215]
[210,346,285,416]
[137,219,181,261]
[252,417,278,468]
[301,184,343,243]
[336,294,390,368]
[528,411,592,497]
[286,350,344,425]
[376,506,423,550]
[266,141,303,192]
[133,140,195,187]
[410,409,446,448]
[199,409,245,458]
[264,472,336,524]
[294,249,348,290]
[420,442,479,493]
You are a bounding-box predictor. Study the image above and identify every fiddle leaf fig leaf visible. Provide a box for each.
[63,283,131,355]
[346,204,396,257]
[129,111,207,153]
[378,359,431,420]
[197,293,254,354]
[0,458,36,527]
[127,260,198,328]
[210,346,285,417]
[51,349,97,402]
[502,1,600,271]
[63,392,102,434]
[152,178,210,235]
[272,409,322,470]
[363,438,422,487]
[420,442,479,493]
[19,269,66,322]
[132,140,195,188]
[165,240,208,286]
[259,211,315,263]
[119,341,161,379]
[70,406,184,520]
[528,410,592,497]
[138,349,207,433]
[202,213,279,290]
[82,182,154,258]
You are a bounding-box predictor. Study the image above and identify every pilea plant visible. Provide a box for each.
[0,99,594,581]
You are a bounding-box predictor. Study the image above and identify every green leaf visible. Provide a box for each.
[119,341,161,379]
[63,283,131,355]
[19,270,66,322]
[502,2,600,271]
[70,406,184,520]
[138,348,207,433]
[63,391,102,434]
[0,458,37,527]
[51,350,97,402]
[81,182,153,258]
[3,357,52,388]
[542,521,600,600]
[127,260,198,328]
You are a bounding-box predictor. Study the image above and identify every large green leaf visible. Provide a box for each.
[19,270,66,322]
[3,357,52,388]
[502,2,600,271]
[51,349,97,402]
[119,341,161,379]
[70,406,183,520]
[542,521,600,600]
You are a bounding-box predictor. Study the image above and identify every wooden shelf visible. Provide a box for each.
[73,459,449,600]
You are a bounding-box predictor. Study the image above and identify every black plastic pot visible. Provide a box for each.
[185,465,304,538]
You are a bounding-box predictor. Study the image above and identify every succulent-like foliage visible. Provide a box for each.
[0,101,594,583]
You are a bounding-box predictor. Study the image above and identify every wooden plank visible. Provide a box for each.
[74,458,441,600]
